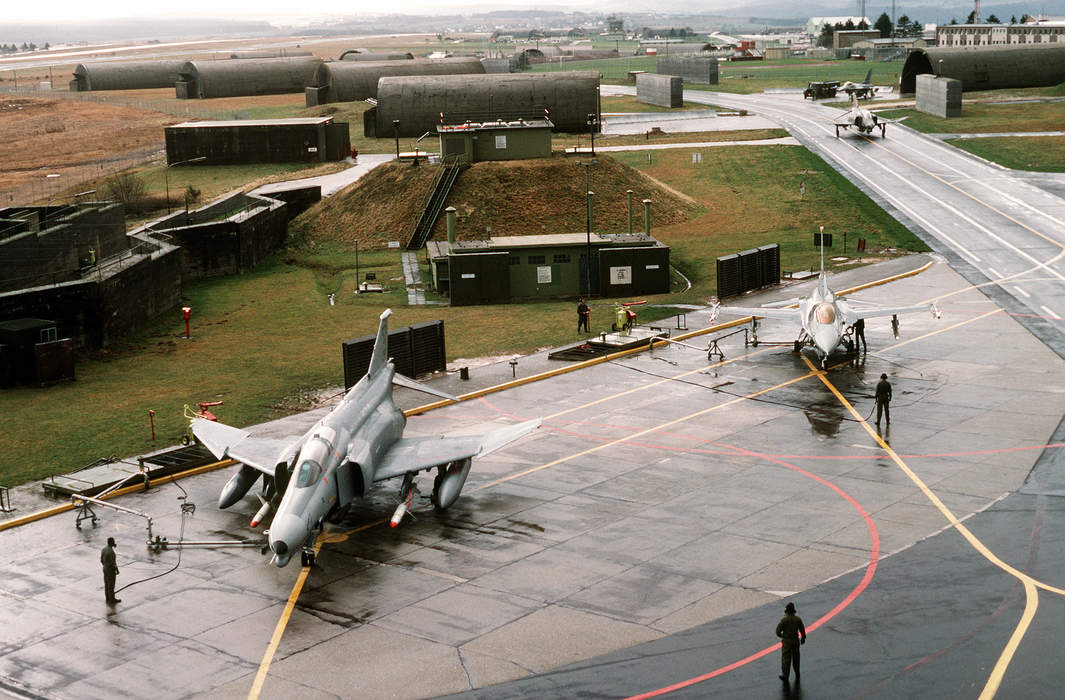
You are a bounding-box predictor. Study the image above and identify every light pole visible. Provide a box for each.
[586,113,598,155]
[165,156,206,215]
[392,119,401,158]
[577,159,597,296]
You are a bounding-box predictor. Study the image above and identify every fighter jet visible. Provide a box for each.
[192,309,540,567]
[715,246,939,369]
[834,91,890,138]
[838,69,876,99]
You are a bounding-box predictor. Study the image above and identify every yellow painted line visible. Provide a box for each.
[806,356,1065,698]
[980,581,1038,700]
[0,459,235,533]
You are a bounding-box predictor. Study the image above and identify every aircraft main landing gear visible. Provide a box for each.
[301,548,316,567]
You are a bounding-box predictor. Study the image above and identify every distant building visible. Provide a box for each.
[806,17,872,36]
[834,30,880,49]
[937,21,1065,46]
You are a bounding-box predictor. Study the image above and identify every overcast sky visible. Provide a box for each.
[5,1,597,23]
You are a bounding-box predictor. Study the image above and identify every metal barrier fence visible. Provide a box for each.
[0,145,162,207]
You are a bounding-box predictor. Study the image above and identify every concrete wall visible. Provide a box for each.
[655,56,718,85]
[915,74,962,118]
[175,57,322,99]
[0,204,126,292]
[307,58,486,106]
[165,119,350,164]
[636,73,683,108]
[470,127,552,161]
[370,72,601,137]
[901,44,1065,93]
[71,60,186,91]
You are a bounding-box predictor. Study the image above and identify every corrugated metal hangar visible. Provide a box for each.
[339,50,415,61]
[366,71,601,138]
[175,57,322,99]
[305,58,486,106]
[164,117,351,165]
[70,60,186,91]
[901,44,1065,93]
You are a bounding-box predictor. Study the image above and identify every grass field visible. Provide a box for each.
[945,135,1065,172]
[533,56,905,94]
[0,140,931,486]
[876,100,1065,134]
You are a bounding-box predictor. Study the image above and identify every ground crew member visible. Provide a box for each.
[776,601,806,682]
[577,298,590,333]
[853,317,866,353]
[875,373,892,427]
[101,537,120,605]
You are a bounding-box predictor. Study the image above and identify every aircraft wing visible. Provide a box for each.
[844,302,938,324]
[716,305,802,323]
[191,417,290,476]
[372,418,541,483]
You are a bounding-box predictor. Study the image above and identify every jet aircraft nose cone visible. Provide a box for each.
[268,513,308,568]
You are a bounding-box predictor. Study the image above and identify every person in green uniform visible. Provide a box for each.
[577,298,590,333]
[101,537,120,605]
[776,601,806,682]
[875,373,892,428]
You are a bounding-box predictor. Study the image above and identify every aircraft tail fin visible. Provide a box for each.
[864,68,872,85]
[368,309,392,377]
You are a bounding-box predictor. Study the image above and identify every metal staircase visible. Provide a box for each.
[405,158,464,250]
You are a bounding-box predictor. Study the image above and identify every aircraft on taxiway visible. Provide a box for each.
[833,91,902,138]
[192,309,540,567]
[714,244,940,369]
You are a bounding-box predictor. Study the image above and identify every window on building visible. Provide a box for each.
[528,255,545,264]
[509,255,520,265]
[553,253,571,264]
[39,327,57,343]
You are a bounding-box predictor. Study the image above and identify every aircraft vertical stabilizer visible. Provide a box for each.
[368,309,392,377]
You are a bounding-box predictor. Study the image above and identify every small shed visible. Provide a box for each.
[165,117,350,165]
[437,118,553,164]
[0,318,74,387]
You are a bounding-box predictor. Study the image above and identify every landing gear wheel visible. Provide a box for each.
[181,435,190,446]
[301,549,316,567]
[845,339,854,352]
[793,340,802,353]
[431,472,445,512]
[611,322,618,332]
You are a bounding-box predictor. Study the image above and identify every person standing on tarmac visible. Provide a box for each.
[776,601,806,683]
[852,317,866,353]
[875,373,892,428]
[577,298,590,333]
[101,537,120,605]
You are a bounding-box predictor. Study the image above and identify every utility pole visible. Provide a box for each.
[577,160,597,296]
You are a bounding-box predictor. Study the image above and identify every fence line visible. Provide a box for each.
[1,145,164,207]
[0,84,250,121]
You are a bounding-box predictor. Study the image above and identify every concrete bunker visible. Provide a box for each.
[165,117,351,165]
[367,71,601,138]
[305,58,486,106]
[901,44,1065,93]
[175,57,322,99]
[70,60,186,91]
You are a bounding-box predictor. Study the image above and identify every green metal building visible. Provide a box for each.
[427,231,670,306]
[437,118,553,164]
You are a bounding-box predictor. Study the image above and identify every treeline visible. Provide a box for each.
[819,11,1042,47]
[0,42,51,53]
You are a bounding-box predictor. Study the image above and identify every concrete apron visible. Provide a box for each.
[2,257,1062,700]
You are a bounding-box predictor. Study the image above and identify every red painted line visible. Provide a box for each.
[472,397,881,698]
[622,442,881,699]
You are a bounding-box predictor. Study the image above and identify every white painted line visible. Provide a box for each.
[1041,305,1059,320]
[988,267,1003,279]
[1013,286,1031,298]
[851,444,887,451]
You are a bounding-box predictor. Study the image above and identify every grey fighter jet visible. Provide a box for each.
[715,246,939,368]
[192,309,540,567]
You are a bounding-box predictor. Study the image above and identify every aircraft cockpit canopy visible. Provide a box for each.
[813,302,836,325]
[295,439,329,487]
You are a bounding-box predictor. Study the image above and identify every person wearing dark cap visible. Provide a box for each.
[577,298,590,333]
[875,373,892,428]
[776,601,806,682]
[101,537,120,605]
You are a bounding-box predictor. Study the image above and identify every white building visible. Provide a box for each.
[806,16,872,36]
[937,20,1065,47]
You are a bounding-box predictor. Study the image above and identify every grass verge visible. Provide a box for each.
[945,135,1065,172]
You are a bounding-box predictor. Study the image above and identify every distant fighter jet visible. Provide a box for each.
[838,69,876,99]
[715,246,939,369]
[192,309,540,567]
[833,91,894,138]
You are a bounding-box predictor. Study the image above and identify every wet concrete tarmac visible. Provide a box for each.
[2,256,1063,699]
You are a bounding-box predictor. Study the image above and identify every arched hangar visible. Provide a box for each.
[175,57,322,99]
[367,71,601,137]
[70,60,186,91]
[305,58,486,106]
[901,44,1065,93]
